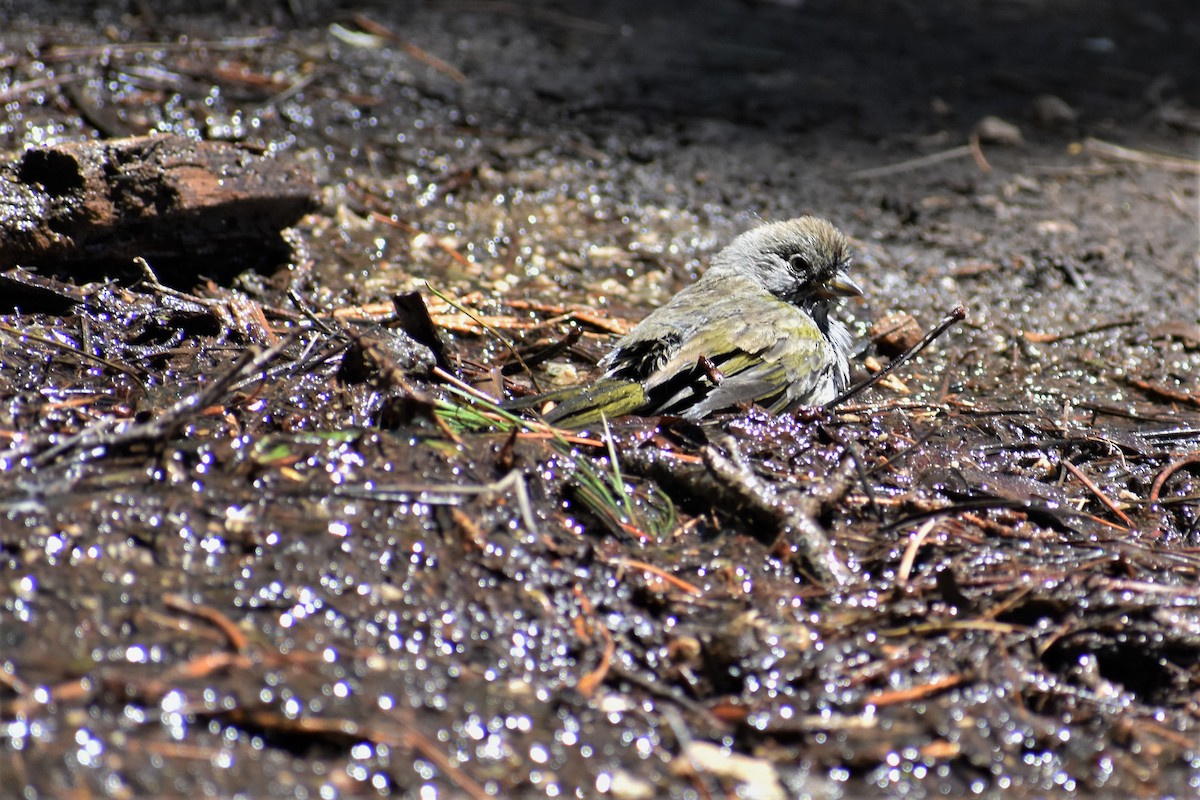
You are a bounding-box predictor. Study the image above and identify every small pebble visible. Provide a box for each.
[1031,94,1078,127]
[973,116,1024,146]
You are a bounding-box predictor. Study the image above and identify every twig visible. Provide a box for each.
[286,289,343,336]
[163,595,249,654]
[1021,316,1137,344]
[490,469,539,536]
[135,257,234,317]
[0,74,81,104]
[850,145,973,180]
[350,14,467,82]
[822,426,884,522]
[1124,377,1200,408]
[574,589,615,698]
[329,469,540,535]
[263,71,320,108]
[1093,577,1200,599]
[878,619,1024,637]
[614,558,703,596]
[834,400,950,416]
[871,674,965,707]
[877,498,1117,534]
[896,518,940,587]
[433,366,500,404]
[5,676,94,718]
[702,442,854,586]
[1083,137,1200,174]
[967,132,992,173]
[41,35,279,61]
[162,651,250,681]
[1060,459,1134,529]
[611,668,729,728]
[450,507,488,548]
[426,285,541,391]
[1149,452,1200,505]
[506,298,632,335]
[829,306,965,408]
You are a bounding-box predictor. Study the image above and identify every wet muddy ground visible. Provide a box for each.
[2,1,1199,798]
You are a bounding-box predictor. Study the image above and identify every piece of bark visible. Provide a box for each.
[0,133,318,276]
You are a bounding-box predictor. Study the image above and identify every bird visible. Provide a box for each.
[505,216,863,428]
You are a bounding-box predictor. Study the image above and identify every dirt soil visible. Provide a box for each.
[2,1,1199,798]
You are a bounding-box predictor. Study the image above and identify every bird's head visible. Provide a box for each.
[713,216,862,306]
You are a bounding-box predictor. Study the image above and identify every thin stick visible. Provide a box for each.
[967,132,992,173]
[41,35,278,61]
[433,366,500,405]
[615,558,703,596]
[425,284,541,392]
[0,74,80,104]
[872,674,965,707]
[350,14,467,83]
[1083,138,1200,174]
[897,518,940,587]
[1060,459,1134,529]
[850,145,973,180]
[286,289,342,336]
[821,425,883,522]
[1149,452,1200,505]
[163,594,249,654]
[828,306,965,408]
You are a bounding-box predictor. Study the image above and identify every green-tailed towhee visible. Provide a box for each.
[507,216,863,428]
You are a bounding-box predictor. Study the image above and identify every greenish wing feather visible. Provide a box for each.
[700,335,827,416]
[644,299,829,418]
[539,378,647,429]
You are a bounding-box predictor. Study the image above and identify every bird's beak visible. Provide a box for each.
[818,272,864,299]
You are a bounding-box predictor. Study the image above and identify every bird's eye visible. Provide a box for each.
[788,253,810,272]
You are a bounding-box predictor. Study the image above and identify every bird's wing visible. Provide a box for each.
[640,297,834,418]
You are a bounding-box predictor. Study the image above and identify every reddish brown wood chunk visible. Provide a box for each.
[0,134,317,271]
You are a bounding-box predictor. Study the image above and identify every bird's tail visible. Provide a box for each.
[502,378,646,429]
